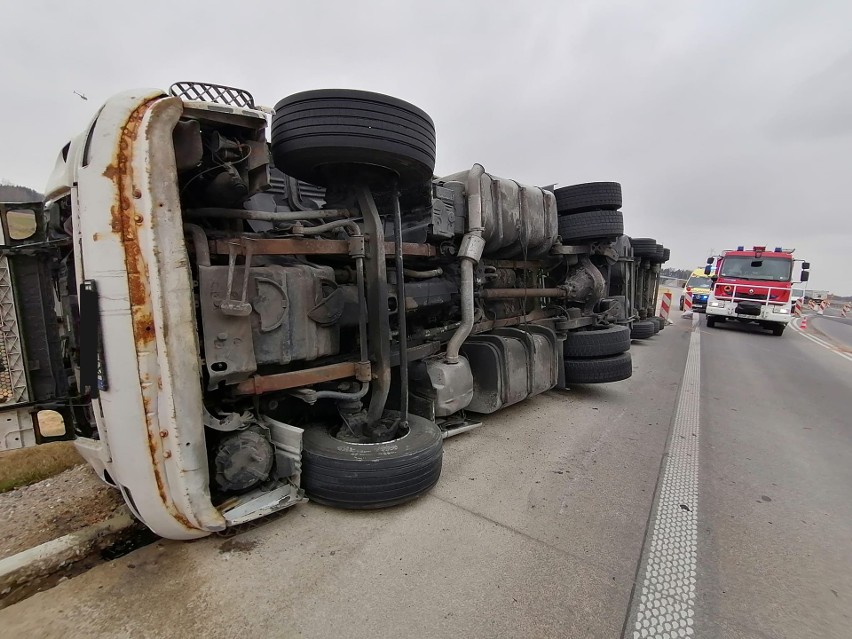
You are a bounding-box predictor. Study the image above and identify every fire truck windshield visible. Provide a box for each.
[719,256,792,282]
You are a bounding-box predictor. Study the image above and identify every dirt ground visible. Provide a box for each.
[0,441,83,493]
[0,464,125,560]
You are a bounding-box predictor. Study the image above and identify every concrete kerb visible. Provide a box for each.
[0,507,135,601]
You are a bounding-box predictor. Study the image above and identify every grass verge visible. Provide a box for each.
[0,442,83,493]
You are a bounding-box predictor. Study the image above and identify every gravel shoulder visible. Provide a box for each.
[0,464,125,560]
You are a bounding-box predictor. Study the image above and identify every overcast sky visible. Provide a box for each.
[3,0,850,292]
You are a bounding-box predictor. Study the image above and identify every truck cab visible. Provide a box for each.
[2,83,656,539]
[704,246,808,336]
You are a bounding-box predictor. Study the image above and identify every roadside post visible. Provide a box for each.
[660,292,672,324]
[682,292,693,318]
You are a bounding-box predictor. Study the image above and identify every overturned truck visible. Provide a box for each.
[1,84,665,539]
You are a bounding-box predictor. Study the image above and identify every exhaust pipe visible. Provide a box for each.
[445,164,486,364]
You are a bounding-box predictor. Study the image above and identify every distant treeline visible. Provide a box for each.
[0,182,43,202]
[661,267,695,281]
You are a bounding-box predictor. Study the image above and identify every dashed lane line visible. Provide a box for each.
[627,314,700,638]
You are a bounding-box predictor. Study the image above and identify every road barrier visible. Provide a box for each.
[793,298,803,316]
[660,292,672,323]
[818,299,829,315]
[842,304,850,318]
[682,292,693,318]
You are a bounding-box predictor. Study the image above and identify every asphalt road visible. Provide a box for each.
[809,313,852,351]
[2,312,850,638]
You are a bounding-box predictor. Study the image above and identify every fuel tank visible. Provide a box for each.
[439,167,558,258]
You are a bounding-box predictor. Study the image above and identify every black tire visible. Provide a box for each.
[706,316,716,327]
[271,89,436,187]
[564,352,632,384]
[557,210,624,242]
[679,296,684,311]
[662,248,670,262]
[631,237,657,258]
[655,316,666,330]
[554,182,622,214]
[563,324,631,358]
[650,317,661,333]
[302,413,442,509]
[771,325,785,336]
[630,320,656,339]
[649,243,665,263]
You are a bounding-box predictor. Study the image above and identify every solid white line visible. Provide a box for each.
[789,317,852,364]
[631,315,701,638]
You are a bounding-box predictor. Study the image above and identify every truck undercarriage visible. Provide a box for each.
[1,83,670,538]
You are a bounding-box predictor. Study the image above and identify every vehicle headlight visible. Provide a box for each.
[710,301,721,307]
[773,307,789,314]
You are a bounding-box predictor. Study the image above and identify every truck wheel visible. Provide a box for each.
[706,316,716,328]
[630,237,657,258]
[662,248,670,262]
[771,325,785,336]
[554,182,622,214]
[563,324,631,358]
[630,320,656,339]
[655,316,666,330]
[557,210,624,242]
[679,297,684,311]
[649,317,661,333]
[271,89,436,187]
[302,413,443,509]
[564,351,633,383]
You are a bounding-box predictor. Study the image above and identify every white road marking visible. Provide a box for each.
[630,315,700,638]
[789,317,852,364]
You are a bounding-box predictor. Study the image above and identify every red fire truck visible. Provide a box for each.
[704,246,809,336]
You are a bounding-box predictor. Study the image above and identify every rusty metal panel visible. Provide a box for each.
[210,238,437,257]
[235,362,362,395]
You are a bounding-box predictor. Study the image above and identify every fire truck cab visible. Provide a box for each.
[704,246,809,336]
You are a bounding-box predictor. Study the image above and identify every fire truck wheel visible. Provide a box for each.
[554,182,622,214]
[563,324,631,358]
[564,352,633,384]
[706,316,716,328]
[271,89,436,188]
[557,210,624,242]
[771,325,785,336]
[302,413,443,509]
[630,320,656,339]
